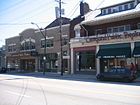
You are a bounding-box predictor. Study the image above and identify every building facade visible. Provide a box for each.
[0,46,6,69]
[5,17,70,73]
[70,0,140,75]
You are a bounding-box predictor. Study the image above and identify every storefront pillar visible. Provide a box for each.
[96,45,100,74]
[35,57,38,72]
[71,48,74,74]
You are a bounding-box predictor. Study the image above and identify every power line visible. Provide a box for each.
[67,1,80,18]
[0,0,30,16]
[0,22,50,26]
[85,0,105,18]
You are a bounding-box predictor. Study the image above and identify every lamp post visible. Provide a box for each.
[31,22,46,75]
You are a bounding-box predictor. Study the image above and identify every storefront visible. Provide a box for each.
[96,43,131,72]
[73,46,96,74]
[6,52,37,72]
[132,42,140,72]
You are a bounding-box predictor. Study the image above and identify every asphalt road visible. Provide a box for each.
[0,74,140,105]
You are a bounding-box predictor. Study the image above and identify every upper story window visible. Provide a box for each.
[124,4,128,10]
[62,38,68,46]
[101,2,135,16]
[95,29,102,35]
[21,39,35,51]
[41,39,54,48]
[102,9,106,15]
[137,23,140,29]
[119,5,123,11]
[8,44,16,52]
[108,8,111,14]
[63,51,68,56]
[130,2,134,9]
[125,25,131,31]
[107,24,131,33]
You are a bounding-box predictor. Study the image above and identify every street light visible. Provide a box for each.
[31,22,46,75]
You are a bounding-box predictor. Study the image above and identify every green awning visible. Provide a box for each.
[133,47,140,57]
[133,42,140,57]
[96,43,131,59]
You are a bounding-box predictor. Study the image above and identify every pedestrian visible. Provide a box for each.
[130,63,136,75]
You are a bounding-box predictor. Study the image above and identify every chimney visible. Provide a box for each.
[80,1,90,16]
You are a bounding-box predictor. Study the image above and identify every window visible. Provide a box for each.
[62,38,68,46]
[125,25,131,31]
[63,51,68,56]
[113,27,118,32]
[119,26,125,32]
[41,39,53,48]
[102,9,106,15]
[41,40,45,48]
[95,29,102,35]
[107,27,112,33]
[119,5,123,11]
[8,46,12,52]
[108,8,111,14]
[21,40,35,50]
[130,2,134,9]
[137,23,140,29]
[8,45,16,52]
[46,39,53,48]
[75,29,80,38]
[124,4,128,10]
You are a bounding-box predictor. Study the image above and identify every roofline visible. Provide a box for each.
[99,0,134,10]
[81,8,140,26]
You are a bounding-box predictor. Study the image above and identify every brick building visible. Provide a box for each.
[5,17,70,73]
[70,0,140,75]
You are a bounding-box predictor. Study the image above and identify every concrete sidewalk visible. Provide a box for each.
[7,71,140,82]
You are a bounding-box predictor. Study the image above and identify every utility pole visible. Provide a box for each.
[55,0,64,76]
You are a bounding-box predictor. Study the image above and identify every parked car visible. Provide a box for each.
[96,67,137,82]
[0,67,7,73]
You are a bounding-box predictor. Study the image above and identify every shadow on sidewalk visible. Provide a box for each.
[3,71,140,86]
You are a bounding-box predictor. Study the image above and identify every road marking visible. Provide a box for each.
[5,91,31,98]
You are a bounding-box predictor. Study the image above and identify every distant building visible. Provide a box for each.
[70,0,140,74]
[0,46,6,69]
[5,17,70,73]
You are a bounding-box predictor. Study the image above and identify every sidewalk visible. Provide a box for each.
[7,71,140,82]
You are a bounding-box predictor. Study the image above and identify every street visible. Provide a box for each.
[0,74,140,105]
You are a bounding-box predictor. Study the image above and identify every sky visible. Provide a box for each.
[0,0,129,47]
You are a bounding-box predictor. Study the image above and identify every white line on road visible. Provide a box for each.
[5,90,31,98]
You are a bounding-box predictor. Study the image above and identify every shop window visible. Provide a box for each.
[137,23,140,29]
[76,51,96,72]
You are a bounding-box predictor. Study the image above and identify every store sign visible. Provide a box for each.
[91,30,140,41]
